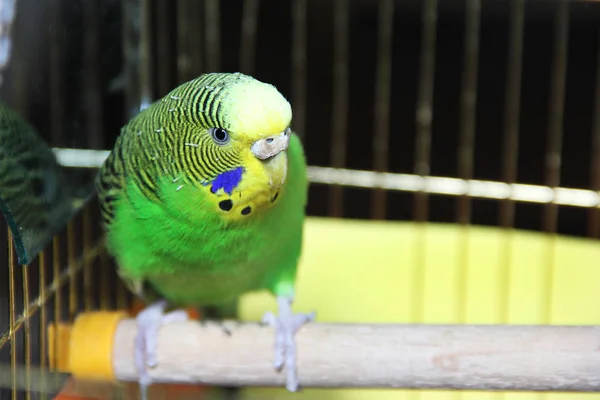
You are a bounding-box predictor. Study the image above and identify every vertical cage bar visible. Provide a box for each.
[67,221,77,321]
[49,0,65,147]
[123,0,153,116]
[499,0,525,323]
[588,29,600,238]
[455,0,481,324]
[51,234,62,392]
[39,250,48,400]
[49,0,66,370]
[240,0,260,75]
[83,208,93,311]
[500,0,525,232]
[8,229,17,400]
[140,0,153,108]
[123,0,141,117]
[413,0,437,223]
[22,261,31,400]
[177,0,190,82]
[542,0,569,324]
[9,13,27,117]
[291,0,307,140]
[411,0,437,325]
[370,0,394,220]
[177,0,202,82]
[117,280,129,310]
[83,0,103,149]
[543,1,569,233]
[176,0,191,82]
[329,0,349,218]
[52,236,61,323]
[456,0,481,225]
[156,0,173,96]
[82,0,102,315]
[100,251,110,310]
[205,0,220,72]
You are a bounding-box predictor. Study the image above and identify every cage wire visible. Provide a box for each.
[1,0,600,399]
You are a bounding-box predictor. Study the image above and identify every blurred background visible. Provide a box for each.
[2,0,600,399]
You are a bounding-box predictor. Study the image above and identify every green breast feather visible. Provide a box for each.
[96,72,308,307]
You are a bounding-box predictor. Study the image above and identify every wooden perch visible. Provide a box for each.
[106,319,600,391]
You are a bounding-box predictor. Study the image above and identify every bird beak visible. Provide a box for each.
[250,129,290,160]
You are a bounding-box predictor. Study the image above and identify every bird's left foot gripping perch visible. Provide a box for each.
[262,296,316,392]
[135,299,189,400]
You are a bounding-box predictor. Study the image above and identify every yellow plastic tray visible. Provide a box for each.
[239,217,600,400]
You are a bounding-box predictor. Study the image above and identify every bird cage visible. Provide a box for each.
[2,0,600,399]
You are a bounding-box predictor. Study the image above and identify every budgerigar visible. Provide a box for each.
[96,72,314,398]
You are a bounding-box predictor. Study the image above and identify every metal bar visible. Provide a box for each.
[413,0,437,222]
[542,0,569,324]
[371,0,394,220]
[456,0,481,326]
[543,2,569,233]
[52,235,61,324]
[499,0,525,324]
[82,0,102,318]
[49,146,600,208]
[39,250,48,400]
[291,0,307,140]
[117,278,128,310]
[22,258,31,400]
[176,0,191,82]
[123,0,153,115]
[115,236,128,309]
[588,29,600,238]
[240,0,260,75]
[177,0,200,83]
[0,243,105,349]
[100,251,110,310]
[500,2,525,226]
[83,208,93,311]
[8,0,27,118]
[307,166,600,207]
[412,0,437,325]
[190,0,203,79]
[205,0,220,72]
[456,0,481,225]
[156,0,173,95]
[83,0,103,149]
[329,0,349,218]
[122,0,141,117]
[8,229,17,400]
[139,0,153,108]
[67,221,77,321]
[49,0,65,146]
[21,247,103,329]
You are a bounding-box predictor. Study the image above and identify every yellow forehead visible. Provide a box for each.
[224,80,292,140]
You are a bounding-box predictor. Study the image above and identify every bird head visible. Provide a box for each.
[160,72,294,219]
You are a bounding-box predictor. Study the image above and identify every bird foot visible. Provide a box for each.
[262,296,315,392]
[135,299,189,400]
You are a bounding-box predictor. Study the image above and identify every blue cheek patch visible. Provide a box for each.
[209,167,244,195]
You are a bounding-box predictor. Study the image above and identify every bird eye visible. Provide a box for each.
[284,127,291,136]
[210,127,229,144]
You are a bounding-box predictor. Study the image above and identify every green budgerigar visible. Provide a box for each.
[96,72,314,397]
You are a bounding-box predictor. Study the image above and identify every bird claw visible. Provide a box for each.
[135,300,188,400]
[262,297,315,392]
